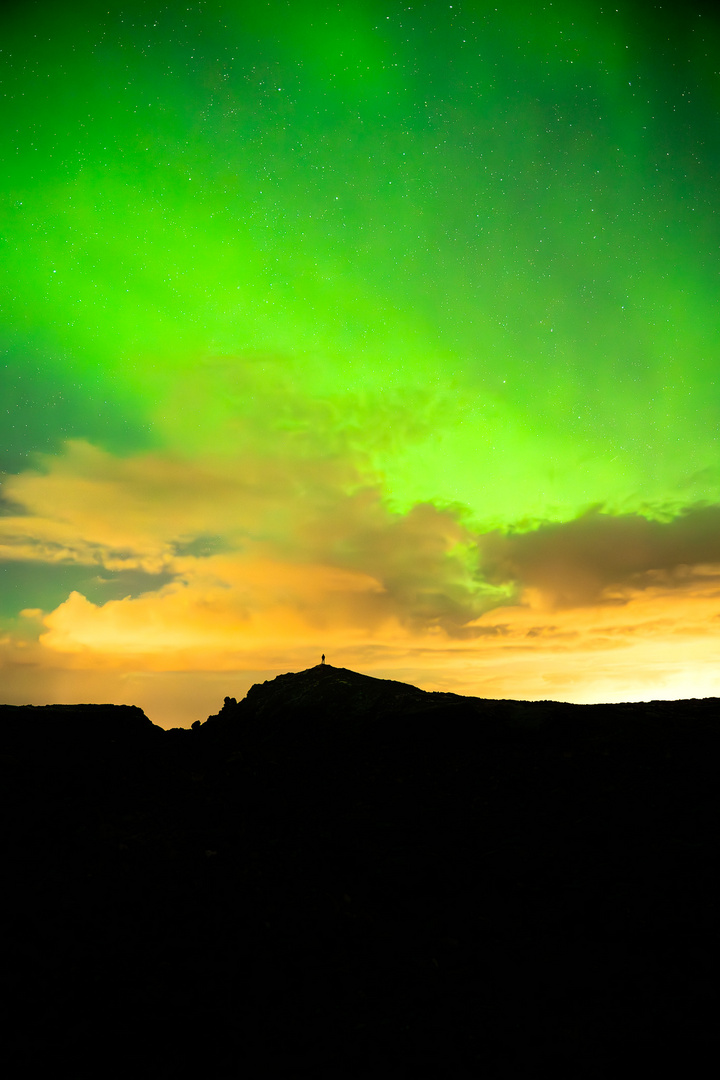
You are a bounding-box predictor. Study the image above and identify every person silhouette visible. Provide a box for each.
[321,654,325,664]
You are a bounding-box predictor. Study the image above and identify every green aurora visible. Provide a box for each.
[2,0,720,717]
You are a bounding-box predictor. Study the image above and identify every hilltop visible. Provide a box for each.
[2,667,719,1075]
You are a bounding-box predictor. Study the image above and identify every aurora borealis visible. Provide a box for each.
[2,0,719,725]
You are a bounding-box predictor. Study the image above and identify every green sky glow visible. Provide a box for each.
[4,0,718,526]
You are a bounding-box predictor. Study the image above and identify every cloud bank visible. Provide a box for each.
[3,440,720,725]
[479,505,720,608]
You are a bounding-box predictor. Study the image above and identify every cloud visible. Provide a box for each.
[0,440,497,661]
[4,441,720,717]
[478,505,720,608]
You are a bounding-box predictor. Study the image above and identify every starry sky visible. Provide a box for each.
[2,0,719,726]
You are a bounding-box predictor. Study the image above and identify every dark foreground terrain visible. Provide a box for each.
[2,665,719,1075]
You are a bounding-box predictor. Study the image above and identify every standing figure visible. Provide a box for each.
[321,654,325,664]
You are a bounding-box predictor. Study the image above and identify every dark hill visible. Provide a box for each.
[2,668,719,1076]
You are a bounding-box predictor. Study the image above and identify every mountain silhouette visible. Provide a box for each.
[2,667,719,1075]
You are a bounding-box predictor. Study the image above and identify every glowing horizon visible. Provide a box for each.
[2,1,720,727]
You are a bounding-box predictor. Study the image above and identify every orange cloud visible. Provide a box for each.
[37,558,393,665]
[0,440,493,636]
[3,441,720,725]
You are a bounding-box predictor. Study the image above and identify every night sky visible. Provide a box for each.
[2,0,719,726]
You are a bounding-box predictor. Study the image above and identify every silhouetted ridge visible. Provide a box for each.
[205,663,471,730]
[0,701,160,756]
[197,665,491,775]
[2,672,719,1075]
